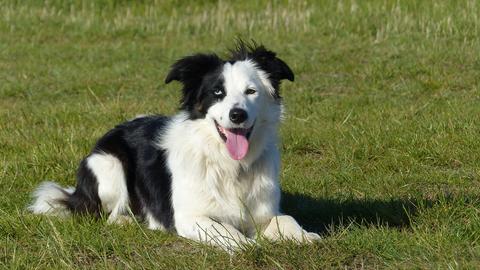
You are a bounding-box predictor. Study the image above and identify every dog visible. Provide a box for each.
[29,41,320,251]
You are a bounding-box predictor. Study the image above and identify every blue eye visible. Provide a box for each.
[213,89,224,96]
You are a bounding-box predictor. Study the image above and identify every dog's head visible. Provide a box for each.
[165,41,294,160]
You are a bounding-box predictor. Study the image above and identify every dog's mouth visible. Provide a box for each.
[215,120,254,160]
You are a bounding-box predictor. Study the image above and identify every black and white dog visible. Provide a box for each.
[29,42,320,250]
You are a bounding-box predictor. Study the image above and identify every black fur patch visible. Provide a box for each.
[64,116,175,229]
[165,53,225,119]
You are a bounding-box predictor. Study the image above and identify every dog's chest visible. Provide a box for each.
[200,161,275,230]
[205,163,255,209]
[164,117,280,232]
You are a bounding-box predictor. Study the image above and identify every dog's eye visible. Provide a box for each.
[213,89,224,97]
[245,88,256,95]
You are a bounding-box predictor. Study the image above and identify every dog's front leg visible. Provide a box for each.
[262,215,321,243]
[176,216,254,251]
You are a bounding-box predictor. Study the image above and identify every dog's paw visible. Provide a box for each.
[262,215,321,244]
[303,231,321,243]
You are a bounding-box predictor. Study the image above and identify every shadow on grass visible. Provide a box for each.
[281,191,430,234]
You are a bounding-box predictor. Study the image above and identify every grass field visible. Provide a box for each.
[1,0,480,268]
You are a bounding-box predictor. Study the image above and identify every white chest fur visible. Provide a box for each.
[159,113,281,236]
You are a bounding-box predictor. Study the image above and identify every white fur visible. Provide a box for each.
[28,181,74,216]
[87,153,129,223]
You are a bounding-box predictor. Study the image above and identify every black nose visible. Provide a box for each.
[229,108,248,124]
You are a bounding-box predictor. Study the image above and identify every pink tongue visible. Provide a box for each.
[224,129,249,160]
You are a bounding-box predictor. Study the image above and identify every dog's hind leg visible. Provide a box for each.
[86,152,130,223]
[29,156,104,217]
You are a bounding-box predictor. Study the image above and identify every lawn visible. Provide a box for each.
[1,0,480,268]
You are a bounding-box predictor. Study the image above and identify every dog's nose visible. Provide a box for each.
[229,108,248,124]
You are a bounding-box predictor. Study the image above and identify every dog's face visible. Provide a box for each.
[165,43,294,160]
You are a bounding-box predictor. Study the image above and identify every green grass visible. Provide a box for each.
[1,0,480,268]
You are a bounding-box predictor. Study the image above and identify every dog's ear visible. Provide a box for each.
[229,41,294,83]
[165,53,223,113]
[165,54,223,86]
[248,47,294,83]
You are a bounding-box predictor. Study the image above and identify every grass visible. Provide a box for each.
[1,0,480,268]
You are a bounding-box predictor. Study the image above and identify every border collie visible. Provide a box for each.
[29,41,320,250]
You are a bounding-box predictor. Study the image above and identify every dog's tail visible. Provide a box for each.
[28,181,75,216]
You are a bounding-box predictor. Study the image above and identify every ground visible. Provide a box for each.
[1,0,480,269]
